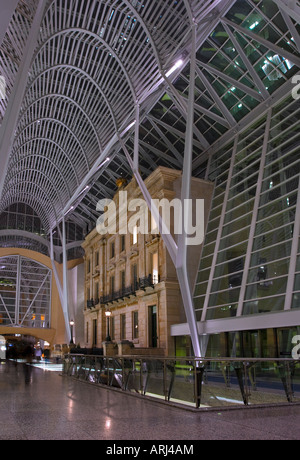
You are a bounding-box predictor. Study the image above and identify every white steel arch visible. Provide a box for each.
[0,0,300,355]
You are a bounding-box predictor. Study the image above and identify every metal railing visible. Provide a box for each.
[86,275,160,309]
[62,355,300,410]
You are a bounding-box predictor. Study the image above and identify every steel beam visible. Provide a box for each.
[195,65,236,127]
[273,0,300,24]
[223,17,300,69]
[0,0,19,46]
[201,136,239,322]
[222,21,270,100]
[236,109,272,316]
[0,0,48,199]
[284,175,300,310]
[19,272,50,327]
[50,229,64,307]
[118,135,178,266]
[175,23,202,359]
[280,8,300,54]
[14,256,21,326]
[62,217,71,343]
[197,59,264,102]
[0,293,13,325]
[121,22,203,357]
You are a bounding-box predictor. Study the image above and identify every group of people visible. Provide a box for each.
[5,342,51,384]
[6,342,51,362]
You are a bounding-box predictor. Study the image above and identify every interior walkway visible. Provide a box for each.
[0,360,300,441]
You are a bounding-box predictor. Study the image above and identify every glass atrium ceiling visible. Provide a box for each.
[0,0,299,249]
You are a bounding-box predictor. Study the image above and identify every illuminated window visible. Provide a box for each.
[133,311,139,339]
[152,252,159,284]
[151,213,158,234]
[132,225,138,244]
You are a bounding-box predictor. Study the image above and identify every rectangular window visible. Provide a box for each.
[152,252,159,284]
[93,319,97,346]
[121,235,126,252]
[95,282,99,302]
[149,306,157,348]
[95,251,99,266]
[120,270,125,292]
[111,242,115,258]
[111,316,115,340]
[111,275,115,295]
[132,264,138,289]
[132,225,138,245]
[151,212,158,234]
[132,311,139,339]
[121,314,126,340]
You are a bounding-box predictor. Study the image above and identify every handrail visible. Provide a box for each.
[66,354,298,362]
[86,275,161,308]
[62,354,300,410]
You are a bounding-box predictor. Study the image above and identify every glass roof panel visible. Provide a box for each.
[0,0,299,243]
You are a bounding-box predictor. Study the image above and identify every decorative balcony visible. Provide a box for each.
[100,275,160,306]
[86,299,95,309]
[86,275,160,309]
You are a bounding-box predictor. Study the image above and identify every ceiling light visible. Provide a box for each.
[120,121,136,137]
[78,185,90,197]
[165,59,184,77]
[249,21,259,30]
[97,157,111,171]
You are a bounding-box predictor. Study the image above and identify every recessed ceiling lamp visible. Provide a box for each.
[166,58,184,77]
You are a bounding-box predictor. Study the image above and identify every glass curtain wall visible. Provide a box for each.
[194,95,300,321]
[0,256,52,328]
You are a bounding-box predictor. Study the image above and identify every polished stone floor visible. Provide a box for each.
[0,360,300,441]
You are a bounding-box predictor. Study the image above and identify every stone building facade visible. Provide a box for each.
[82,167,213,356]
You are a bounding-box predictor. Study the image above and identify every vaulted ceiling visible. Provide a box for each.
[0,0,299,248]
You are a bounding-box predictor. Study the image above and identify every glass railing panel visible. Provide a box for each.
[110,358,125,389]
[142,359,165,400]
[200,360,247,407]
[68,355,81,378]
[62,354,72,375]
[168,359,196,407]
[291,361,300,402]
[75,355,86,380]
[120,358,141,392]
[100,357,121,387]
[85,356,102,384]
[85,356,108,385]
[245,361,294,405]
[63,355,300,409]
[97,357,112,386]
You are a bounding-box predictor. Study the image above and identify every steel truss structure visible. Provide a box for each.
[0,0,299,351]
[0,255,51,328]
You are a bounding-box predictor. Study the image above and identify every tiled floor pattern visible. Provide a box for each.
[0,360,299,440]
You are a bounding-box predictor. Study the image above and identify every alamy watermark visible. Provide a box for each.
[0,76,6,101]
[96,191,205,246]
[292,75,300,100]
[292,335,300,359]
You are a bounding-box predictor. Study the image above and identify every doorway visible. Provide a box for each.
[148,305,158,348]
